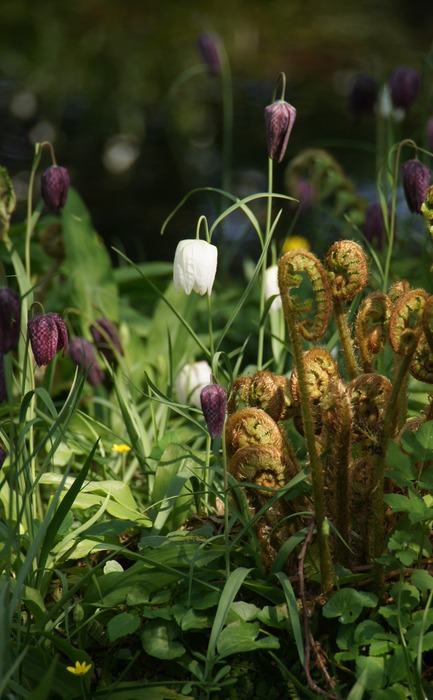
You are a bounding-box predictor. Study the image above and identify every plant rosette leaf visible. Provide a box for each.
[216,620,280,658]
[322,588,378,624]
[141,620,186,660]
[107,611,141,642]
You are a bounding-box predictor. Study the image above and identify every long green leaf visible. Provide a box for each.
[206,567,251,662]
[275,571,305,666]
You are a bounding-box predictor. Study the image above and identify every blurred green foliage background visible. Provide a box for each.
[0,0,432,261]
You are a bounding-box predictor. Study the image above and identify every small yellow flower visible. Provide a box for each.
[112,443,131,454]
[66,660,92,676]
[282,235,310,254]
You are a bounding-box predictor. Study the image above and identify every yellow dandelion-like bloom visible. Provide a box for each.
[112,443,131,454]
[282,235,310,254]
[66,660,92,676]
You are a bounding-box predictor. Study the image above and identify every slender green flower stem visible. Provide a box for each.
[333,299,360,380]
[382,139,417,294]
[257,158,274,369]
[221,428,230,580]
[371,353,412,589]
[284,303,333,593]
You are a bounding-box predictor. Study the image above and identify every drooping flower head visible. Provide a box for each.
[0,288,21,353]
[264,265,282,313]
[402,160,431,214]
[173,239,218,295]
[175,360,212,408]
[265,99,297,163]
[200,384,227,438]
[389,66,420,111]
[90,318,123,362]
[28,312,68,366]
[363,202,392,250]
[41,165,70,210]
[69,337,105,386]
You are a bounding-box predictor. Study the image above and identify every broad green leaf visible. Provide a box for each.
[207,568,251,661]
[354,620,385,645]
[107,611,141,642]
[227,601,260,623]
[323,589,378,624]
[355,656,385,691]
[411,568,433,592]
[141,620,185,660]
[390,581,420,612]
[216,620,280,658]
[180,609,213,631]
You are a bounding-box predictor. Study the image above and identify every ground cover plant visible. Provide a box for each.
[1,35,433,699]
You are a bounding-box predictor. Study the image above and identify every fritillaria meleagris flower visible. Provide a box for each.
[200,384,227,438]
[264,265,282,313]
[264,99,297,163]
[0,288,21,353]
[41,165,70,210]
[197,32,222,75]
[175,360,212,409]
[90,318,123,362]
[69,337,105,386]
[402,160,431,214]
[173,239,218,295]
[389,66,420,111]
[348,74,378,118]
[28,312,68,366]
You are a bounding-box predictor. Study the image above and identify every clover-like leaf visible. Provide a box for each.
[141,620,185,660]
[322,588,378,624]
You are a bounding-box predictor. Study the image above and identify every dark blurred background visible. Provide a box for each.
[1,0,433,263]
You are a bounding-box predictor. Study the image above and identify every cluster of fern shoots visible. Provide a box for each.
[225,240,433,593]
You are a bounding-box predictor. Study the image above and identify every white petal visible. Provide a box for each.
[173,239,218,295]
[264,265,282,312]
[175,360,212,407]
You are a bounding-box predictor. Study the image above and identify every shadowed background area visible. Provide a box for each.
[0,0,432,262]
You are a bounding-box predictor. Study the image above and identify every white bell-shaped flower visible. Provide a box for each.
[264,265,282,313]
[173,239,218,295]
[176,360,212,408]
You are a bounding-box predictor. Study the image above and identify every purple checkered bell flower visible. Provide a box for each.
[265,99,297,163]
[69,337,105,386]
[41,165,70,210]
[348,74,378,118]
[200,384,227,439]
[0,288,21,353]
[389,66,420,111]
[28,312,68,366]
[402,160,431,214]
[90,318,123,363]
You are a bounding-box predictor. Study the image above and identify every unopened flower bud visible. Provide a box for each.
[200,384,227,438]
[0,288,21,353]
[28,312,68,366]
[402,160,431,214]
[69,337,105,386]
[90,318,123,362]
[41,165,70,210]
[265,100,297,163]
[173,239,218,296]
[389,66,420,111]
[197,33,222,75]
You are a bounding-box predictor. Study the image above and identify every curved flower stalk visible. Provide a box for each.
[325,240,368,379]
[278,250,334,593]
[355,292,392,372]
[321,379,353,565]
